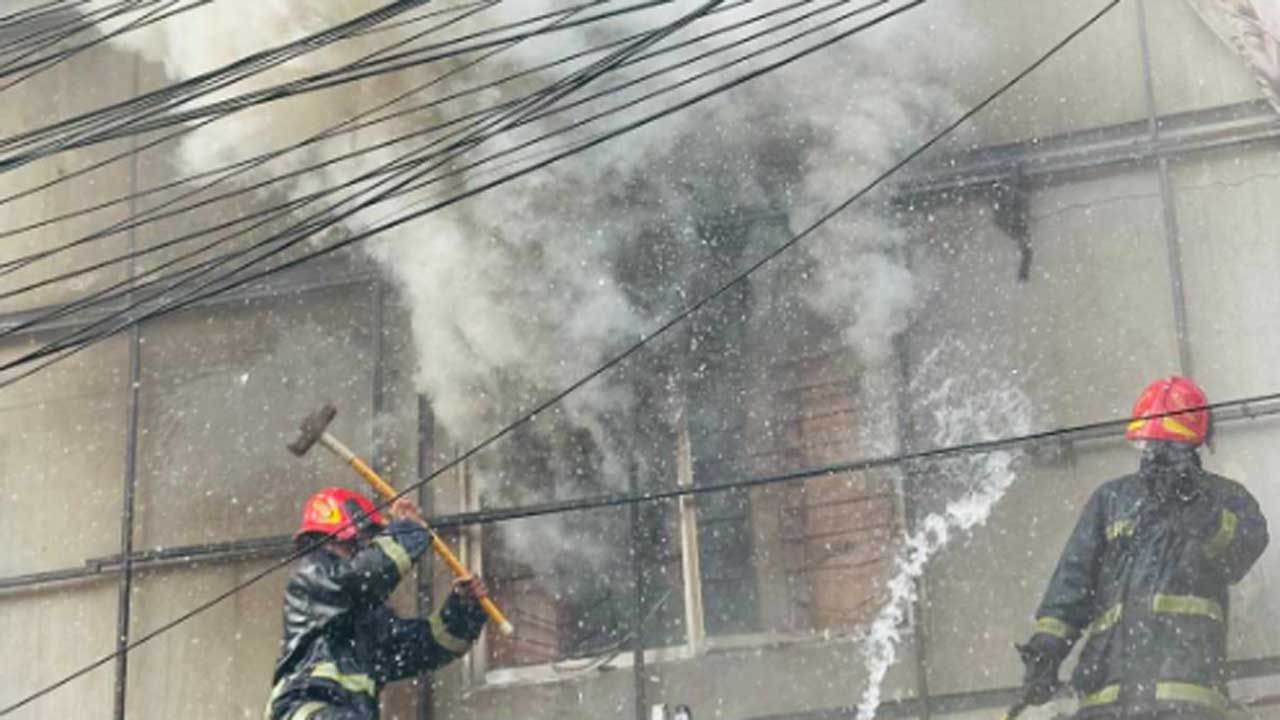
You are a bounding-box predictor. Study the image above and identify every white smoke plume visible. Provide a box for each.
[856,339,1035,720]
[87,0,981,586]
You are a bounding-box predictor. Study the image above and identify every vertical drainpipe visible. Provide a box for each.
[416,395,436,720]
[1136,0,1194,376]
[631,464,648,720]
[113,53,144,720]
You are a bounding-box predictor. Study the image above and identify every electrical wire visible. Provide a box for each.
[0,2,1123,714]
[0,0,148,60]
[0,0,842,347]
[0,0,90,31]
[0,0,736,367]
[0,0,693,264]
[0,0,678,169]
[0,0,699,217]
[0,0,504,280]
[0,0,437,171]
[0,0,764,277]
[0,0,859,308]
[0,0,212,93]
[0,0,640,338]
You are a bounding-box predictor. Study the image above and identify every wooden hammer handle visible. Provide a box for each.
[345,453,515,636]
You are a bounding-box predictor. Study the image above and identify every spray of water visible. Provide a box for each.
[856,341,1035,720]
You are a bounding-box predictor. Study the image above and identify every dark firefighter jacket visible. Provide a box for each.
[266,520,486,720]
[1034,461,1268,718]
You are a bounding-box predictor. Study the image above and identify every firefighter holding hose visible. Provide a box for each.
[1018,377,1269,720]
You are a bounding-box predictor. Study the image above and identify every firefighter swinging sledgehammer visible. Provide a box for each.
[1016,377,1269,720]
[264,488,489,720]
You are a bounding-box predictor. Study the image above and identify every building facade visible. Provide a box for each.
[1,1,1279,719]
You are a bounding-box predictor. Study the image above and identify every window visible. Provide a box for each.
[454,348,901,684]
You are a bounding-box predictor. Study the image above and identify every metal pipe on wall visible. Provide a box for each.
[1135,0,1194,376]
[112,53,144,720]
[416,395,436,720]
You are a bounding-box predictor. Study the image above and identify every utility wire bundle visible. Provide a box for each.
[0,0,923,388]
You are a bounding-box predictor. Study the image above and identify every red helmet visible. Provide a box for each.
[1126,376,1210,446]
[296,487,386,541]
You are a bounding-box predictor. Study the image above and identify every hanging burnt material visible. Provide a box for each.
[991,169,1032,282]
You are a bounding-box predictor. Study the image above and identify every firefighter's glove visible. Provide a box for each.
[441,577,490,641]
[385,519,431,559]
[1017,633,1069,706]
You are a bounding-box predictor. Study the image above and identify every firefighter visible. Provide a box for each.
[1018,377,1269,719]
[265,487,489,720]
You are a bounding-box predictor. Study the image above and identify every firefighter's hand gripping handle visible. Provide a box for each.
[321,434,515,636]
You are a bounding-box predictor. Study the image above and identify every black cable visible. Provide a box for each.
[0,0,206,92]
[348,0,500,37]
[396,0,895,196]
[0,0,763,271]
[77,0,679,142]
[0,2,1121,713]
[0,0,722,354]
[0,0,688,215]
[12,0,919,365]
[0,0,435,171]
[0,0,149,60]
[0,0,834,303]
[0,0,667,262]
[0,0,609,335]
[1,1,218,88]
[0,0,796,335]
[0,0,665,167]
[0,0,90,30]
[0,0,503,280]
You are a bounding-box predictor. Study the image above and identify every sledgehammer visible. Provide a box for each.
[287,402,514,636]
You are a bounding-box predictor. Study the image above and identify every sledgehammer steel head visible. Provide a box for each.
[288,403,338,457]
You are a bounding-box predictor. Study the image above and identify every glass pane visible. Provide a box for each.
[0,581,117,719]
[133,285,377,549]
[0,333,128,576]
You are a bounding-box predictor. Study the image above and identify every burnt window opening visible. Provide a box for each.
[462,214,902,673]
